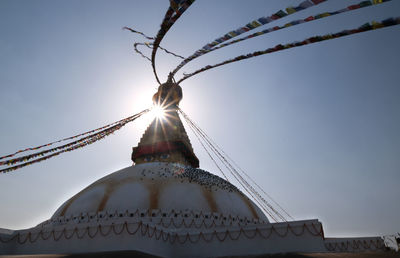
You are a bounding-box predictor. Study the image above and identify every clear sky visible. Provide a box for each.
[0,0,399,237]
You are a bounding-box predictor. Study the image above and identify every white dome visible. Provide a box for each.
[52,162,268,222]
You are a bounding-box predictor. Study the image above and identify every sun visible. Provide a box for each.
[151,104,166,120]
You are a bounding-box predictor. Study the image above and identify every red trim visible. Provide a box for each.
[132,140,199,168]
[132,141,179,157]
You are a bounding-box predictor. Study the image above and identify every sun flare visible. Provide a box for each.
[151,105,166,120]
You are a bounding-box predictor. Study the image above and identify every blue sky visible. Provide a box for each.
[0,0,399,237]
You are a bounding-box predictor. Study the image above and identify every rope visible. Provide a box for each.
[177,17,400,84]
[0,109,149,173]
[178,108,291,222]
[180,108,294,220]
[180,111,279,221]
[172,0,391,78]
[151,0,196,84]
[179,109,283,221]
[181,111,280,221]
[135,42,185,61]
[122,27,155,40]
[134,42,151,62]
[170,0,328,77]
[178,109,279,221]
[182,114,230,182]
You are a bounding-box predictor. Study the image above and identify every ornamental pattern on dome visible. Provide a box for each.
[52,163,266,222]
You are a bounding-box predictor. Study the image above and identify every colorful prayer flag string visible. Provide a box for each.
[177,17,400,84]
[0,109,149,173]
[171,0,392,77]
[0,111,147,161]
[151,0,196,84]
[170,0,328,77]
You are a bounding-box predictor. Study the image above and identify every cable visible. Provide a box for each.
[181,109,294,221]
[180,113,230,182]
[179,108,290,222]
[182,110,282,221]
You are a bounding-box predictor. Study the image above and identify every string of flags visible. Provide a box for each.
[150,0,196,84]
[171,0,392,77]
[2,1,397,174]
[170,0,328,76]
[125,0,196,83]
[200,0,327,51]
[0,110,148,173]
[177,17,400,84]
[0,113,148,161]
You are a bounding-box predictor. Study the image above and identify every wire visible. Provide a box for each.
[180,109,282,221]
[179,108,291,222]
[181,109,295,221]
[181,113,230,182]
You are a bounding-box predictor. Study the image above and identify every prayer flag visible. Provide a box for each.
[251,20,262,28]
[294,6,305,11]
[299,0,313,9]
[229,31,237,37]
[246,23,255,29]
[305,16,315,21]
[234,29,243,35]
[270,14,280,20]
[348,4,361,10]
[286,7,297,14]
[320,12,331,18]
[359,1,372,7]
[275,10,287,18]
[311,0,325,4]
[382,18,396,26]
[372,21,383,29]
[258,17,269,24]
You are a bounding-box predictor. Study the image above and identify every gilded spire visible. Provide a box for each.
[131,80,199,168]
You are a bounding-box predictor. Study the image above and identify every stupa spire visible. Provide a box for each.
[131,78,199,168]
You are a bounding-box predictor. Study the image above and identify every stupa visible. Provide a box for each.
[0,80,387,257]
